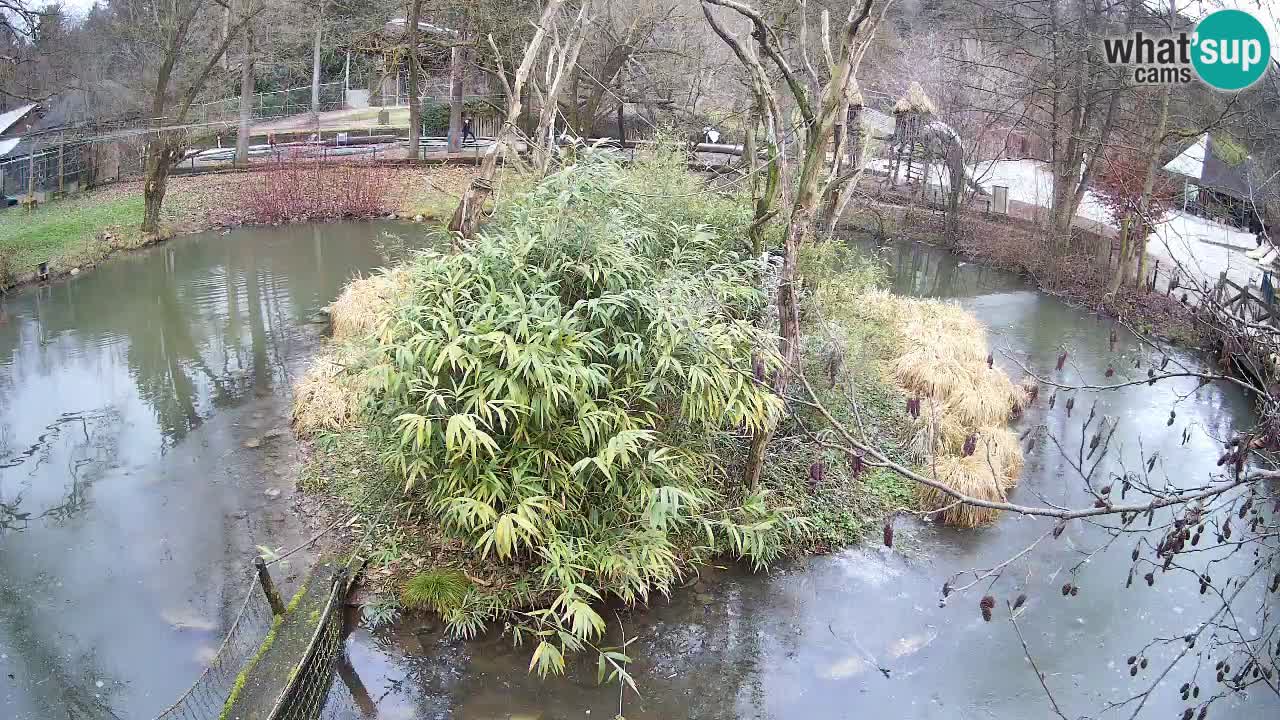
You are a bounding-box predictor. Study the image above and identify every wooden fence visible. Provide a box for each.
[1213,273,1278,325]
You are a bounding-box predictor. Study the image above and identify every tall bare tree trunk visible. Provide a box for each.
[222,7,231,71]
[406,0,422,159]
[235,21,255,166]
[141,2,260,235]
[702,0,883,493]
[311,7,323,131]
[1107,0,1174,296]
[533,5,590,175]
[447,46,464,152]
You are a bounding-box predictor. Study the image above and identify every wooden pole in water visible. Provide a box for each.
[255,556,287,615]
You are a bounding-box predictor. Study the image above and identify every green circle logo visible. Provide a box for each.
[1192,9,1271,91]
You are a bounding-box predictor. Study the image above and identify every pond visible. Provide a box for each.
[0,222,423,719]
[337,237,1277,719]
[0,226,1273,719]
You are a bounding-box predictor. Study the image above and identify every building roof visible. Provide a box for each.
[0,103,37,136]
[0,138,19,157]
[1163,134,1205,177]
[1162,132,1256,201]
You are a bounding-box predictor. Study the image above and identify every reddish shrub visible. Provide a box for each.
[1093,148,1177,228]
[234,158,393,225]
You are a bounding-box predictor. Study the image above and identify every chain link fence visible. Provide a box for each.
[151,576,277,720]
[191,82,347,126]
[266,570,353,720]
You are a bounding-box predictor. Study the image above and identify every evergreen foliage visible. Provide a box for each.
[361,154,803,661]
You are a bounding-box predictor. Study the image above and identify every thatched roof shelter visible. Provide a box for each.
[892,82,937,115]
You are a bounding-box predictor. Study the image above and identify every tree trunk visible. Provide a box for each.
[447,46,464,152]
[533,5,590,175]
[222,7,231,71]
[615,90,625,143]
[943,138,965,242]
[139,0,258,235]
[235,21,255,167]
[311,9,323,130]
[142,137,181,235]
[744,128,831,492]
[823,100,867,239]
[1131,104,1173,287]
[406,0,422,160]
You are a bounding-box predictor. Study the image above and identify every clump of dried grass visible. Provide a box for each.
[921,455,1006,527]
[295,269,409,435]
[1013,375,1042,413]
[908,398,964,459]
[329,268,410,342]
[292,353,365,435]
[864,291,1025,527]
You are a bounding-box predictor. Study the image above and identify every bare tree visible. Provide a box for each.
[531,2,591,174]
[703,0,887,490]
[448,0,570,240]
[405,0,423,159]
[113,0,263,234]
[310,1,327,131]
[234,16,255,166]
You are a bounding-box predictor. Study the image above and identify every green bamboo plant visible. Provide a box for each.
[364,155,803,671]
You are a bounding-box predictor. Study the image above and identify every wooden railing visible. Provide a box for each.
[1213,272,1277,325]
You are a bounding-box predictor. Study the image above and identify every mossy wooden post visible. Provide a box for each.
[255,556,287,615]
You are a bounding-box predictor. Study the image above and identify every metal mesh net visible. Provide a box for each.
[266,572,351,720]
[151,576,276,720]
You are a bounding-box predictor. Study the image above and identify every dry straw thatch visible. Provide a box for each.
[921,454,1006,527]
[863,291,1027,527]
[892,81,937,115]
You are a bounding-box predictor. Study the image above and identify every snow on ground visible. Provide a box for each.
[967,158,1113,224]
[969,158,1262,290]
[868,154,1262,288]
[1148,211,1262,291]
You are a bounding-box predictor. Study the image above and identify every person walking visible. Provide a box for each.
[462,115,476,145]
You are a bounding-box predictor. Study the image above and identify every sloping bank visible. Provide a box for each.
[0,165,470,292]
[291,154,1028,674]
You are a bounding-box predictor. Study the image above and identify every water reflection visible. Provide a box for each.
[0,222,425,719]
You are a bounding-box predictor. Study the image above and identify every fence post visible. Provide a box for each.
[255,556,287,615]
[25,144,37,204]
[57,134,65,194]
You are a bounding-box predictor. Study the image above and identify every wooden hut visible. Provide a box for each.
[889,82,937,190]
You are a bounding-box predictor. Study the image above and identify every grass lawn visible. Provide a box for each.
[0,193,145,276]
